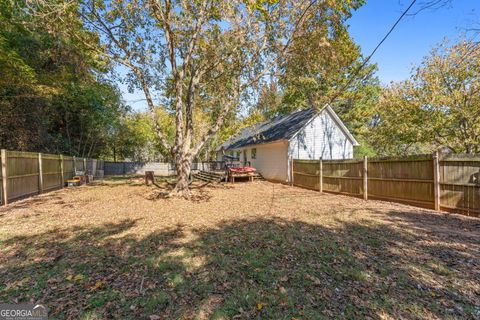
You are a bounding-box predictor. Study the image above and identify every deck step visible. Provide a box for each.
[193,176,223,183]
[195,171,225,179]
[193,170,226,183]
[253,173,265,180]
[193,175,220,182]
[193,170,265,183]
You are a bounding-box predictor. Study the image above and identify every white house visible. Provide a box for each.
[216,105,359,183]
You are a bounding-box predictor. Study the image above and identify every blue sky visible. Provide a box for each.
[122,0,479,111]
[348,0,479,84]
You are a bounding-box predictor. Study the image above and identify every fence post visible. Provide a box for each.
[38,153,43,194]
[60,154,64,187]
[363,156,368,200]
[1,149,7,205]
[290,157,294,186]
[433,151,440,211]
[319,157,323,193]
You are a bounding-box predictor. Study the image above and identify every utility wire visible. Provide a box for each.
[329,0,418,104]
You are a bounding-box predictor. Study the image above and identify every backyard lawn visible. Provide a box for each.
[0,177,479,320]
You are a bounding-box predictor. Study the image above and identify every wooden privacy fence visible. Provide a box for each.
[0,149,104,206]
[291,153,480,217]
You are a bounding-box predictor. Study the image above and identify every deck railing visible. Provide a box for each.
[193,161,226,172]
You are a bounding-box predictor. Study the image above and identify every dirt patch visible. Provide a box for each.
[0,177,479,319]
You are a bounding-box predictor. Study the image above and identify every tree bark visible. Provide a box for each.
[57,0,321,198]
[171,153,192,196]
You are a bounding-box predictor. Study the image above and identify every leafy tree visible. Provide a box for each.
[371,39,480,155]
[369,82,434,156]
[51,82,127,157]
[246,9,380,157]
[31,0,366,196]
[0,0,126,157]
[105,110,175,162]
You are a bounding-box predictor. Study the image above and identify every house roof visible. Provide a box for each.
[218,105,359,151]
[218,108,316,150]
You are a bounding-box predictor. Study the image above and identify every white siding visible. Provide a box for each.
[230,141,288,182]
[288,109,354,161]
[217,107,355,183]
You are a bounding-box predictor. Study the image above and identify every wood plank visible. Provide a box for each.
[292,171,318,177]
[60,155,64,187]
[368,194,435,209]
[319,158,323,193]
[433,151,440,211]
[8,173,41,179]
[1,149,7,205]
[290,158,294,186]
[323,176,363,180]
[368,177,433,183]
[363,156,368,200]
[323,159,363,164]
[38,153,43,194]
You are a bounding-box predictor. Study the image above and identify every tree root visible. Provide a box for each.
[166,187,192,199]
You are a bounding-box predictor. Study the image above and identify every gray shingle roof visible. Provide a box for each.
[218,108,317,150]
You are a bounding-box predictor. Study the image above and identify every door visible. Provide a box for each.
[243,149,247,166]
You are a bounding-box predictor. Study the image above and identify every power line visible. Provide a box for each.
[329,0,418,104]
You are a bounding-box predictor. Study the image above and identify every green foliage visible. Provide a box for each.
[105,111,171,161]
[353,139,377,158]
[43,0,368,162]
[371,38,480,155]
[0,0,126,157]
[246,11,380,150]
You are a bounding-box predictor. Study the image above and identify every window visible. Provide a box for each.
[251,148,257,159]
[236,151,241,160]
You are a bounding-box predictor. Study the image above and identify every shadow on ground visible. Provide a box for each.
[92,176,230,202]
[92,175,175,188]
[0,212,479,319]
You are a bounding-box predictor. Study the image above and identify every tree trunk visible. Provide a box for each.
[171,154,192,196]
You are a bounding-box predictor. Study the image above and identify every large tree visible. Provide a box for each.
[371,39,480,155]
[30,0,365,196]
[244,11,380,156]
[0,0,126,157]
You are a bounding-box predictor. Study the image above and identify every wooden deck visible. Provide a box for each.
[192,170,263,183]
[227,171,263,183]
[192,170,226,183]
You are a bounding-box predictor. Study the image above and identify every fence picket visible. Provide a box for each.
[38,153,43,194]
[1,149,7,205]
[319,158,323,193]
[363,156,368,200]
[0,150,103,205]
[292,154,480,217]
[433,152,440,211]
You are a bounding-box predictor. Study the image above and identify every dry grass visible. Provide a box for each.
[0,176,479,319]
